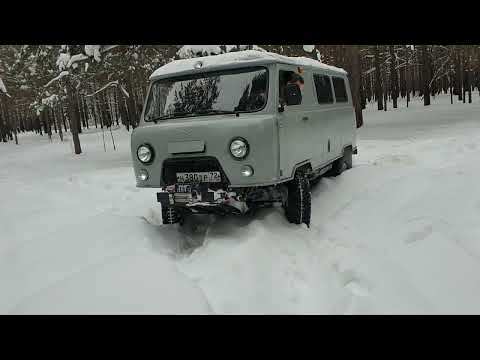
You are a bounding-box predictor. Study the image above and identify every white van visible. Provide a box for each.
[131,50,357,227]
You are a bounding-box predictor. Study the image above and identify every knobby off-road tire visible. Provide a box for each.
[328,147,353,177]
[285,172,311,228]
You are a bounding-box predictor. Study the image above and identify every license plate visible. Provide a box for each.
[176,171,221,183]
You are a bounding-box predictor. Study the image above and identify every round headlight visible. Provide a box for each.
[137,169,149,181]
[137,145,153,163]
[230,138,249,159]
[241,165,254,177]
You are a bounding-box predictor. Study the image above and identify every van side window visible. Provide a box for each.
[313,74,333,104]
[279,70,302,106]
[332,77,348,103]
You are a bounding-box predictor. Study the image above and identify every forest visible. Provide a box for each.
[1,45,479,154]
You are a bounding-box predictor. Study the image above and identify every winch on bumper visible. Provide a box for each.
[157,184,249,216]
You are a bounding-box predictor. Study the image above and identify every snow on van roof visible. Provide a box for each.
[149,50,347,80]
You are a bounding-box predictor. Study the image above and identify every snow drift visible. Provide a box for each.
[2,94,480,314]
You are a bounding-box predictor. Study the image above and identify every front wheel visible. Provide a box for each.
[285,172,311,228]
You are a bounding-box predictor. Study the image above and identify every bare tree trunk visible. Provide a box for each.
[55,104,64,141]
[114,90,119,126]
[345,45,364,128]
[37,115,43,136]
[45,107,52,141]
[117,87,130,131]
[454,47,462,100]
[3,97,18,144]
[421,45,431,106]
[101,91,112,127]
[11,102,18,145]
[125,76,137,128]
[11,109,18,144]
[429,48,436,98]
[405,46,410,107]
[61,101,67,132]
[0,121,5,143]
[389,45,398,108]
[66,81,82,154]
[79,96,89,130]
[450,74,453,104]
[51,107,58,133]
[373,45,383,110]
[400,51,406,98]
[93,99,98,128]
[466,47,472,103]
[478,48,480,97]
[417,49,423,97]
[0,98,7,142]
[72,92,82,134]
[0,115,5,142]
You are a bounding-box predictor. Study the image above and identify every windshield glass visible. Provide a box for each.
[144,67,268,121]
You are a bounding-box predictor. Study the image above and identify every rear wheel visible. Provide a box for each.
[285,172,311,227]
[309,174,322,188]
[328,147,353,177]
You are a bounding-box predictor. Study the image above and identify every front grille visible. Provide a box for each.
[174,193,193,203]
[161,157,230,189]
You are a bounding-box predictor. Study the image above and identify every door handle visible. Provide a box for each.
[302,116,309,121]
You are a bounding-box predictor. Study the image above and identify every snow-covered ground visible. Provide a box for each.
[2,94,480,314]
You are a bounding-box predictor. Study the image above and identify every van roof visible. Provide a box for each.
[149,50,347,81]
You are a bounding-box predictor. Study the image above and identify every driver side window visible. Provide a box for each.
[279,70,302,106]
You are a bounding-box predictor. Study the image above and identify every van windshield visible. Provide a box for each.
[144,67,268,122]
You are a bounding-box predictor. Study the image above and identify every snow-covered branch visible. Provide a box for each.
[303,45,315,53]
[67,53,89,68]
[41,94,59,107]
[0,77,11,97]
[429,57,451,88]
[0,77,7,93]
[56,53,71,71]
[44,71,70,87]
[84,45,102,62]
[84,80,129,98]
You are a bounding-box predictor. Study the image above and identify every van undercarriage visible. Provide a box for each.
[157,183,286,220]
[155,158,344,227]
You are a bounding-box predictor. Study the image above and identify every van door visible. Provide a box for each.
[311,73,336,168]
[277,67,313,179]
[330,75,352,158]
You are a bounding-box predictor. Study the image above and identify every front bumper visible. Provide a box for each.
[157,185,249,215]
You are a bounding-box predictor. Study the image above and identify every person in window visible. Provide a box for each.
[289,73,305,91]
[280,73,304,106]
[249,90,267,111]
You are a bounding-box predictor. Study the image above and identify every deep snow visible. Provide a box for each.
[2,94,480,314]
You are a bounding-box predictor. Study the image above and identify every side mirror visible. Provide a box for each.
[284,83,302,106]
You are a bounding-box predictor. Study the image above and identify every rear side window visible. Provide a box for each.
[313,74,333,104]
[332,77,348,103]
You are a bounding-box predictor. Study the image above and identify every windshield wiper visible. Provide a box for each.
[146,110,240,123]
[146,112,194,123]
[196,109,240,116]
